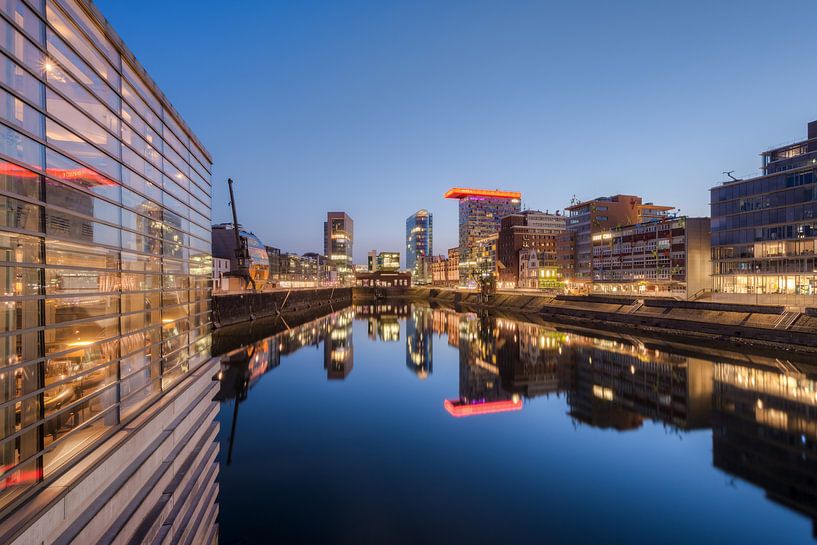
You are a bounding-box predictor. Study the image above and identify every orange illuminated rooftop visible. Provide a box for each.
[444,187,522,200]
[444,398,523,417]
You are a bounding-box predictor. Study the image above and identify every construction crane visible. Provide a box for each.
[224,178,257,291]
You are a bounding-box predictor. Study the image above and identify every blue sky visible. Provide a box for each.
[96,0,817,263]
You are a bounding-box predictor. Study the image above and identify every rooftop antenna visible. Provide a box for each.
[723,170,740,182]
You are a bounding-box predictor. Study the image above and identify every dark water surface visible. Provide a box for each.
[215,304,817,545]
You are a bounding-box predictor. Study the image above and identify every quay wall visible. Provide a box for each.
[213,287,352,329]
[353,287,817,354]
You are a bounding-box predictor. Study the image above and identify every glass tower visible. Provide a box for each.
[405,208,432,276]
[324,211,353,284]
[0,0,212,511]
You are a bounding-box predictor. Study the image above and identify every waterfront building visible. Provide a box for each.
[405,209,432,278]
[265,245,281,285]
[0,0,217,540]
[710,120,817,305]
[564,195,674,287]
[324,211,353,284]
[303,251,338,286]
[377,251,400,272]
[367,249,376,271]
[445,187,521,280]
[213,256,230,292]
[556,230,577,283]
[354,270,411,287]
[518,248,562,290]
[497,210,565,288]
[430,247,460,286]
[590,216,711,299]
[474,232,499,275]
[212,223,269,289]
[415,254,432,285]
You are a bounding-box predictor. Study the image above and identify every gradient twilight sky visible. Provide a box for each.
[96,0,817,263]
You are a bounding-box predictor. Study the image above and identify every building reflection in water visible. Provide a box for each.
[216,304,817,535]
[406,307,433,379]
[713,362,817,537]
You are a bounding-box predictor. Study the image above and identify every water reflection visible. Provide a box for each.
[216,304,817,542]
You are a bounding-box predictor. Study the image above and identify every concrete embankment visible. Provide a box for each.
[353,287,817,354]
[213,287,351,328]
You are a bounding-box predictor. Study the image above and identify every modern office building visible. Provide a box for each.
[564,195,674,286]
[415,254,432,285]
[324,211,353,284]
[0,0,217,542]
[445,187,521,280]
[497,210,565,287]
[377,251,400,271]
[405,209,432,278]
[710,120,817,305]
[366,250,400,272]
[266,245,281,284]
[591,216,711,299]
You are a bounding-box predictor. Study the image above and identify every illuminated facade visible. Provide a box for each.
[711,120,817,305]
[591,216,711,299]
[445,187,521,280]
[405,209,432,282]
[0,0,215,537]
[324,211,353,284]
[518,248,561,290]
[565,195,673,284]
[376,251,400,272]
[405,306,432,379]
[497,210,565,287]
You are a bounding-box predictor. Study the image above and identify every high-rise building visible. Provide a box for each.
[324,212,353,283]
[497,210,566,288]
[711,120,817,306]
[405,209,432,279]
[444,187,521,280]
[0,0,216,539]
[564,195,673,286]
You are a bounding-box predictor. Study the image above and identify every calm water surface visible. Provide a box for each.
[215,304,817,545]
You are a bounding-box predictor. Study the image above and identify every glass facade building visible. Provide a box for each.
[0,0,212,512]
[405,209,432,278]
[710,120,817,305]
[324,211,353,284]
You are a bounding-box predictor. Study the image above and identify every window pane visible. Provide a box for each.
[46,2,118,88]
[46,148,119,201]
[0,123,43,170]
[0,16,43,72]
[0,87,43,137]
[0,51,43,105]
[46,29,118,112]
[0,0,44,43]
[44,59,119,134]
[45,119,120,181]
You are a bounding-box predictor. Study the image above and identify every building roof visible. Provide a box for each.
[444,188,521,200]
